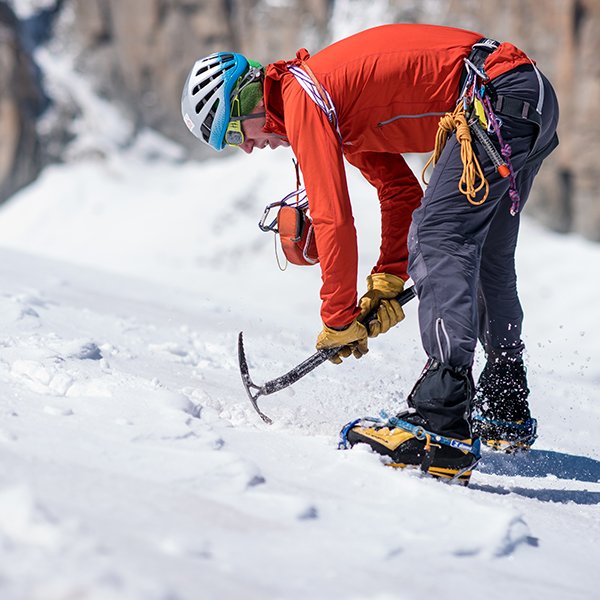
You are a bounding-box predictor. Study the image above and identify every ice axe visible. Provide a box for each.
[238,285,417,424]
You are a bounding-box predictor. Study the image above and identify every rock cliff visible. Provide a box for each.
[69,0,331,156]
[1,0,598,239]
[0,2,44,204]
[412,0,600,239]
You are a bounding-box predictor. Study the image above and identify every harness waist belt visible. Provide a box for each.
[494,95,541,126]
[459,38,500,92]
[493,95,559,165]
[468,38,501,70]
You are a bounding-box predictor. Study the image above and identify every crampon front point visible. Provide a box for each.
[472,414,538,453]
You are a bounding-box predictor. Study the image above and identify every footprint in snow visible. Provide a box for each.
[0,485,64,550]
[10,354,112,399]
[158,536,212,560]
[0,296,41,326]
[11,360,74,396]
[72,341,103,361]
[43,405,74,417]
[0,428,18,443]
[297,505,319,520]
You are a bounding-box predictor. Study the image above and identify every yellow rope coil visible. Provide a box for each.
[421,104,489,206]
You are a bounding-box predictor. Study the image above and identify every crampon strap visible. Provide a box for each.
[338,411,481,460]
[473,414,538,445]
[338,418,366,449]
[472,414,537,433]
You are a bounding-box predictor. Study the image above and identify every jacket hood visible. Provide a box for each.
[263,49,312,137]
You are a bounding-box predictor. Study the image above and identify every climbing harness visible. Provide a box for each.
[422,38,525,212]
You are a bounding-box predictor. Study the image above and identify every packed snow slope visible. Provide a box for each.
[0,147,598,600]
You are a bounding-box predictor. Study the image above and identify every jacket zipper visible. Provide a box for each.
[377,111,447,127]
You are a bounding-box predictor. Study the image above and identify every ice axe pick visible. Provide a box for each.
[238,285,417,424]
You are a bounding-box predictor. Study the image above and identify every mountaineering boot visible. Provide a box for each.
[406,359,474,439]
[343,410,480,485]
[471,357,537,452]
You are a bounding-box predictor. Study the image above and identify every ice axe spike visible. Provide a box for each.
[238,285,417,424]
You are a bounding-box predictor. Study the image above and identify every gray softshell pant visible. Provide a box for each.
[406,64,559,436]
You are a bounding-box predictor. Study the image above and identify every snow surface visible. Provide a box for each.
[0,4,599,593]
[0,144,598,599]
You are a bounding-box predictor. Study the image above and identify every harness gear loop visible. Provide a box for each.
[421,104,489,205]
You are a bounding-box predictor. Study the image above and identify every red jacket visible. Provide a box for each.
[263,24,531,328]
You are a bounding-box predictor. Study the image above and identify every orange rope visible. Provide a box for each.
[422,105,489,206]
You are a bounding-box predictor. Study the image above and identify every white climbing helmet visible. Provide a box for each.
[181,52,261,151]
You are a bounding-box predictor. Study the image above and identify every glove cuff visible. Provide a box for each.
[366,273,405,294]
[321,319,366,337]
[317,319,368,349]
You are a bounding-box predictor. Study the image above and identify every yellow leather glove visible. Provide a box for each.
[316,319,369,365]
[359,273,406,338]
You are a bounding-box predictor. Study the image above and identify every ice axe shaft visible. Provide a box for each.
[238,285,417,423]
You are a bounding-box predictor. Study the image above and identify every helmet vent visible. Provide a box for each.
[182,51,247,150]
[194,79,223,113]
[193,72,224,96]
[195,63,212,78]
[194,54,234,79]
[201,98,220,143]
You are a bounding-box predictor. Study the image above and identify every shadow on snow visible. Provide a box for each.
[472,448,600,505]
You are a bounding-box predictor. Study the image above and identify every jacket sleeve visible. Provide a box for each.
[281,78,361,329]
[345,151,423,280]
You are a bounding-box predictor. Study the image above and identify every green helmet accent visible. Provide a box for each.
[239,59,264,115]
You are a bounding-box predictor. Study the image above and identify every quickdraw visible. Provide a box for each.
[478,91,522,215]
